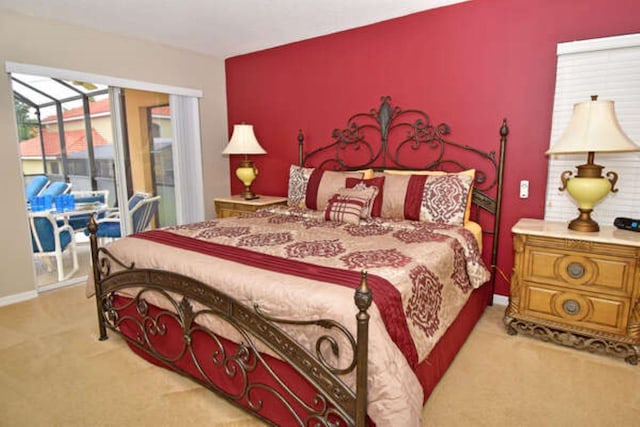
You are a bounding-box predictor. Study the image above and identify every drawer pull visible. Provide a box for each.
[566,262,585,279]
[563,299,581,315]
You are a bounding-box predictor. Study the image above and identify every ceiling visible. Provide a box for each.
[0,0,468,59]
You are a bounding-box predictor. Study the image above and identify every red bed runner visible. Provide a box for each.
[134,229,419,368]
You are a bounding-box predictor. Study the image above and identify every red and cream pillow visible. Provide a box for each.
[324,185,379,224]
[345,176,385,217]
[287,165,314,208]
[378,172,473,226]
[287,165,372,211]
[384,169,475,223]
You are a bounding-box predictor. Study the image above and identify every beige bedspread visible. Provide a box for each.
[91,206,489,426]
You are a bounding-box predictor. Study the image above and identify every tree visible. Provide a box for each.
[15,100,37,141]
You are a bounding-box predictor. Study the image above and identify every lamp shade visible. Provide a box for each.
[222,124,267,155]
[546,98,639,155]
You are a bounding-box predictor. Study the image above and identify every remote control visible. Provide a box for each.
[613,217,640,232]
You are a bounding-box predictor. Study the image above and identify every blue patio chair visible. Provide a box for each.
[86,193,160,240]
[41,181,72,197]
[29,211,79,282]
[25,175,50,200]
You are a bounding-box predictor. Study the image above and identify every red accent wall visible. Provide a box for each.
[225,0,640,297]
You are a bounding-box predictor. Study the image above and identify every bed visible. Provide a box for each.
[88,96,509,426]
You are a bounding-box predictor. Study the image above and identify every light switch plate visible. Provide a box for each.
[520,180,529,198]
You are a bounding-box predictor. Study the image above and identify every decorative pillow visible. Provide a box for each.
[287,165,314,208]
[333,185,379,219]
[324,193,367,225]
[419,174,473,225]
[377,173,472,226]
[305,169,364,211]
[383,169,475,223]
[356,168,375,180]
[345,176,385,217]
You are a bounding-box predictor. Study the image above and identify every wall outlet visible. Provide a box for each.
[520,180,529,199]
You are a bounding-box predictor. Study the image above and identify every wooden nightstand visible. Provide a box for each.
[505,218,640,364]
[214,195,288,218]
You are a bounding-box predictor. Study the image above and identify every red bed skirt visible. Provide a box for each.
[112,283,490,424]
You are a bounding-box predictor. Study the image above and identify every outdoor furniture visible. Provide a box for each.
[66,190,110,231]
[25,175,50,200]
[87,193,160,240]
[40,181,72,197]
[29,211,79,282]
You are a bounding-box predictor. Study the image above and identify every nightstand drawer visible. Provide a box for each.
[523,244,636,297]
[522,283,629,335]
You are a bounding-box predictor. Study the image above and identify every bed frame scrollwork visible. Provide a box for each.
[89,225,373,426]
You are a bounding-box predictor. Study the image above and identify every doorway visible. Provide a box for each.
[11,75,178,290]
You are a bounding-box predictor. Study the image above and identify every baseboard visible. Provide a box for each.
[38,276,86,293]
[0,290,38,307]
[492,294,509,306]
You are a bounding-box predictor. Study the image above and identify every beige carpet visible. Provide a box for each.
[0,284,638,426]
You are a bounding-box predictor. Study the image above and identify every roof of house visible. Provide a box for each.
[41,98,111,123]
[19,128,110,157]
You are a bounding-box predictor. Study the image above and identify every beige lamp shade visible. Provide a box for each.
[222,124,267,155]
[222,124,266,200]
[546,98,639,155]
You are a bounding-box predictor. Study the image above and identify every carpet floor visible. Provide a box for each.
[0,284,638,426]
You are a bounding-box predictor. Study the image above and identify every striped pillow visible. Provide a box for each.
[305,169,364,211]
[379,173,472,226]
[324,193,366,225]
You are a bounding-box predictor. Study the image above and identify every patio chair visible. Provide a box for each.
[40,181,72,197]
[29,211,79,282]
[87,193,161,240]
[25,175,50,200]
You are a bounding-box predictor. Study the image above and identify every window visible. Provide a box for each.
[545,33,640,224]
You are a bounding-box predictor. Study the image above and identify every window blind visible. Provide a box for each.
[545,34,640,224]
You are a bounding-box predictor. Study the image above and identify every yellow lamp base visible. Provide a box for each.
[236,159,259,200]
[568,208,600,232]
[559,158,618,233]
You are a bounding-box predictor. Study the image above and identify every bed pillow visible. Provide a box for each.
[324,193,367,225]
[287,165,314,208]
[378,172,472,226]
[420,174,473,225]
[305,169,364,211]
[383,169,475,223]
[345,176,385,217]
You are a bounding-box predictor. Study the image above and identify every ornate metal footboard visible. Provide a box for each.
[88,217,373,427]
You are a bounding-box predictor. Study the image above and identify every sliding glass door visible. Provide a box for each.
[10,72,198,289]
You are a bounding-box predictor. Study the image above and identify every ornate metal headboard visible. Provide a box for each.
[297,96,508,299]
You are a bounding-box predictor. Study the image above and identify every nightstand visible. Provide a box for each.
[214,195,288,218]
[505,218,640,364]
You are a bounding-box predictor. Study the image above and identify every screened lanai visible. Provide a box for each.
[12,73,117,204]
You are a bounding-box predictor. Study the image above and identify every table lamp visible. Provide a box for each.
[222,124,267,200]
[546,96,640,232]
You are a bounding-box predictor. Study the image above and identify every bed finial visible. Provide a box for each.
[297,129,304,166]
[354,270,372,427]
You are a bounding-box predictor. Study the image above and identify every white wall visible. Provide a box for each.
[0,9,230,300]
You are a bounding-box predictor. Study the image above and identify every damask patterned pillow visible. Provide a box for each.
[384,169,475,223]
[378,173,472,226]
[287,165,314,208]
[419,174,473,225]
[324,193,367,225]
